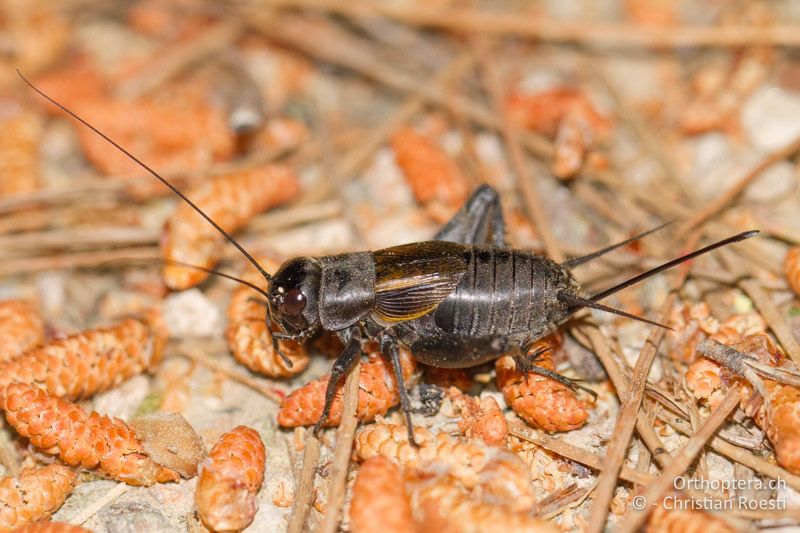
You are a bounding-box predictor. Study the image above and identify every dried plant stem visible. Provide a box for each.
[508,422,653,486]
[585,295,674,533]
[70,483,128,526]
[287,429,321,533]
[679,134,800,236]
[177,347,285,404]
[585,230,698,529]
[0,227,158,254]
[654,405,800,492]
[247,12,554,160]
[117,20,243,98]
[318,358,361,533]
[476,39,563,262]
[618,386,742,533]
[0,247,158,277]
[334,52,475,179]
[574,325,672,467]
[0,180,120,216]
[262,0,800,48]
[739,278,800,365]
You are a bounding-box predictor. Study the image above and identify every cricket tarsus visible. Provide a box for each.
[562,220,675,268]
[589,230,759,302]
[17,70,274,285]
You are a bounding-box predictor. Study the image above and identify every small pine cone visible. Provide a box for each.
[646,504,736,533]
[1,383,178,486]
[0,104,43,198]
[0,314,167,401]
[422,366,472,391]
[757,380,800,474]
[75,98,234,179]
[161,165,300,290]
[226,287,309,378]
[355,422,433,468]
[0,300,44,363]
[552,110,589,179]
[450,391,508,446]
[277,347,417,428]
[349,457,415,533]
[684,358,723,401]
[784,246,800,296]
[495,337,588,432]
[195,426,266,533]
[0,465,77,531]
[710,312,767,346]
[666,302,719,362]
[505,88,612,141]
[471,450,535,512]
[11,523,92,533]
[410,475,556,533]
[391,126,469,222]
[355,423,530,495]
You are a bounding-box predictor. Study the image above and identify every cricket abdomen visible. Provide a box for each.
[432,246,573,339]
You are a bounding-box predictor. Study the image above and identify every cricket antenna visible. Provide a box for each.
[590,230,759,302]
[18,70,273,285]
[95,257,269,300]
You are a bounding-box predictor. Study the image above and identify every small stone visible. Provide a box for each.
[742,86,800,151]
[163,289,221,338]
[101,499,174,533]
[132,412,206,478]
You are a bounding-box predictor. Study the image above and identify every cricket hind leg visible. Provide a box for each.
[313,328,361,434]
[379,331,419,446]
[515,343,598,401]
[434,184,506,246]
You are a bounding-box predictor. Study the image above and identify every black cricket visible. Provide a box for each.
[22,73,757,444]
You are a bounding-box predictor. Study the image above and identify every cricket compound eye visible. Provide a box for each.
[283,289,306,316]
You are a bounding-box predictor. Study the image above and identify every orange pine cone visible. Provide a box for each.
[0,300,44,363]
[505,88,612,140]
[758,380,800,474]
[32,59,108,116]
[422,366,472,391]
[226,286,309,378]
[10,523,91,533]
[355,423,531,497]
[450,391,508,446]
[277,347,417,428]
[0,465,77,532]
[1,383,178,486]
[684,358,723,402]
[195,426,266,533]
[784,246,800,296]
[495,337,589,432]
[161,165,300,289]
[74,97,234,178]
[391,126,469,221]
[0,314,167,401]
[349,457,416,533]
[471,451,536,512]
[410,475,556,533]
[0,103,42,198]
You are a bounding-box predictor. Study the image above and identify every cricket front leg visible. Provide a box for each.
[314,327,361,434]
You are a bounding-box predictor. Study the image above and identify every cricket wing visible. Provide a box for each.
[373,241,467,322]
